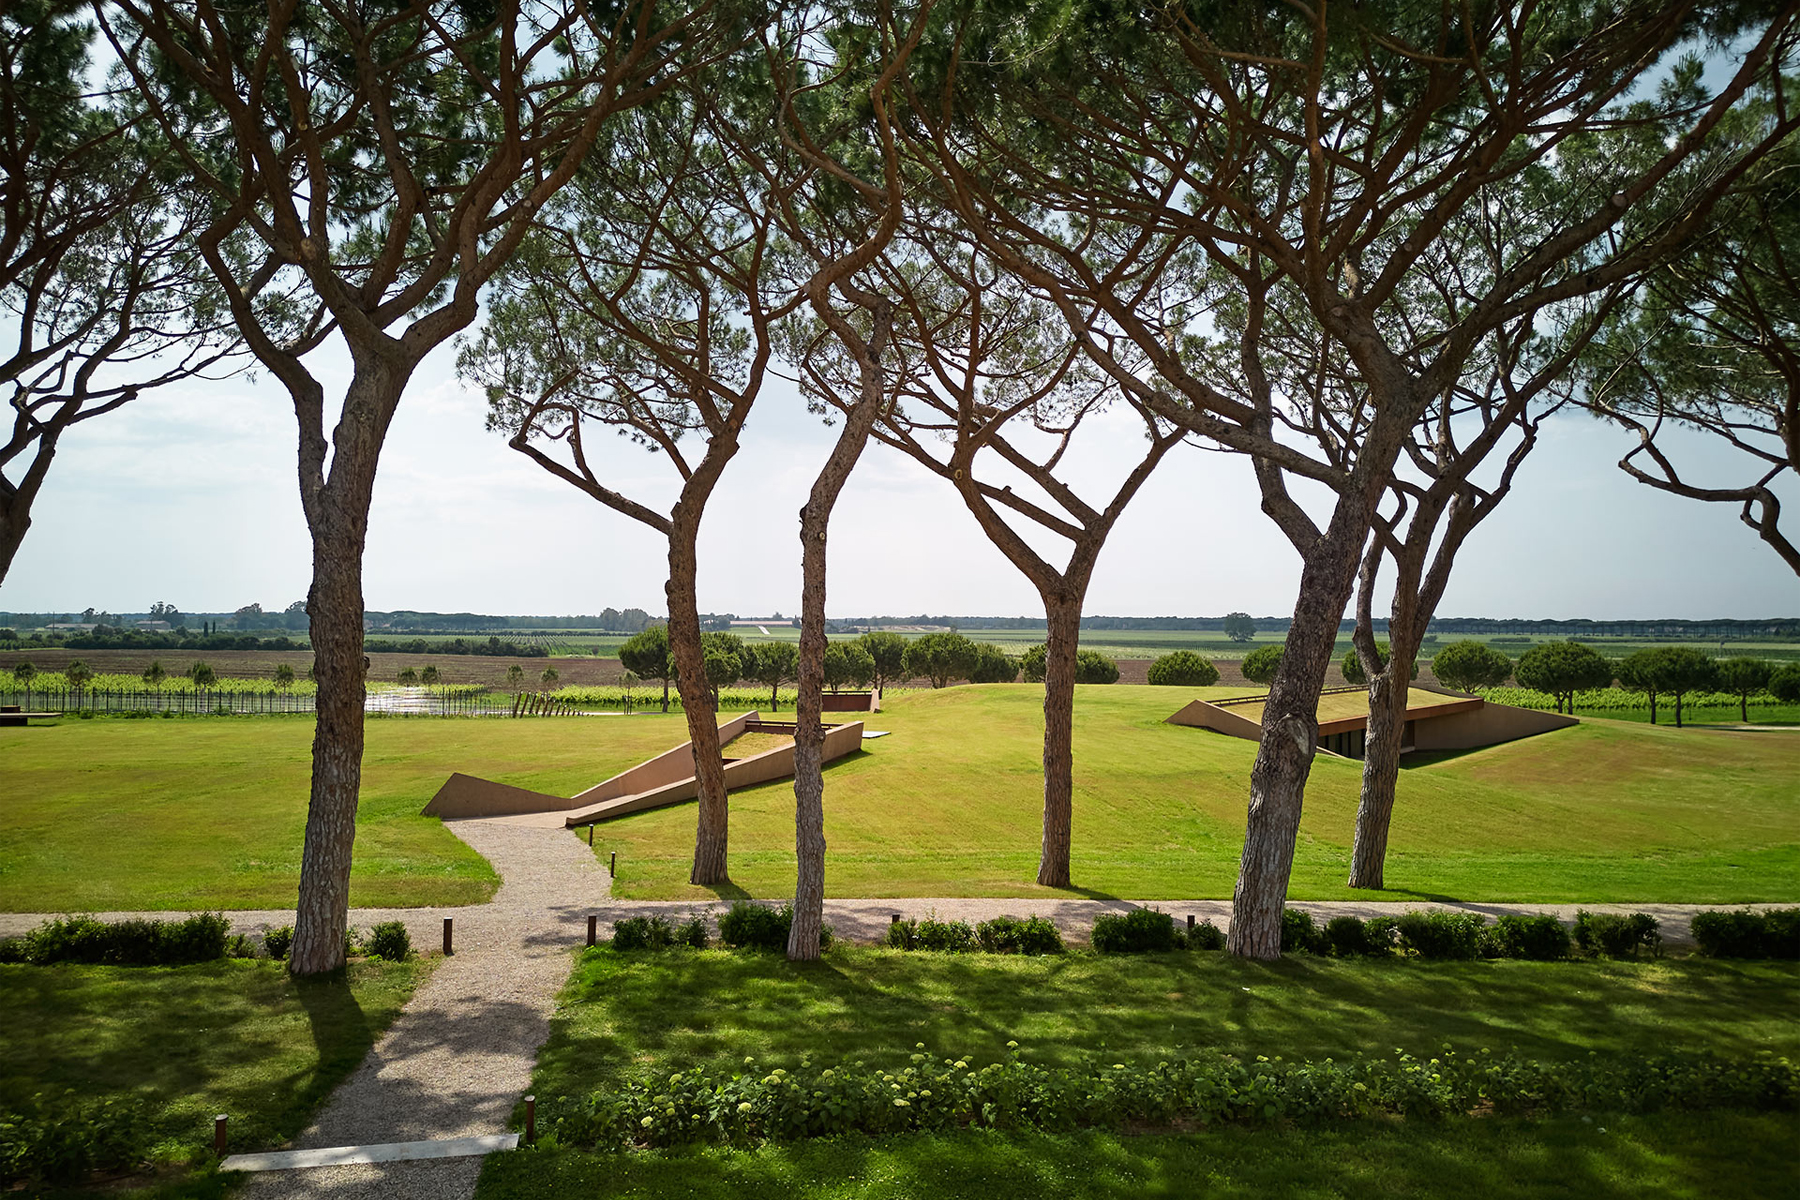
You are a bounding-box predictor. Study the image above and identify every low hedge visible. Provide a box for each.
[0,1094,146,1186]
[1573,911,1662,959]
[887,915,1064,955]
[717,903,832,953]
[555,1045,1800,1150]
[0,913,230,966]
[1691,909,1800,960]
[614,915,708,952]
[1092,908,1183,954]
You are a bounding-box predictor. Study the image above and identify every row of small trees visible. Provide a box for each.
[613,627,1129,710]
[1219,639,1800,728]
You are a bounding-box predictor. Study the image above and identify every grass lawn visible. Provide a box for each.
[0,956,428,1190]
[478,1113,1800,1200]
[488,947,1800,1200]
[588,685,1800,902]
[0,715,704,911]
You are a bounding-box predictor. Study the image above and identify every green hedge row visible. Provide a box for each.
[0,1095,146,1186]
[555,1046,1799,1150]
[0,914,232,966]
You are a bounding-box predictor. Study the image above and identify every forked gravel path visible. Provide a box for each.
[235,819,611,1200]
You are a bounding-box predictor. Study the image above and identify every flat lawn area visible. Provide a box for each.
[0,716,698,911]
[590,685,1800,902]
[8,685,1798,909]
[533,949,1800,1103]
[478,1113,1800,1200]
[495,948,1800,1200]
[0,957,426,1173]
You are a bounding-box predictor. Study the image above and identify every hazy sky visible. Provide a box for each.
[4,338,1795,621]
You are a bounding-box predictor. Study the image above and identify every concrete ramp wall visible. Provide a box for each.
[1410,699,1578,751]
[563,719,866,826]
[421,710,868,824]
[1166,698,1262,742]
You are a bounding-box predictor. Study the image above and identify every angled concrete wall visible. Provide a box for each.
[563,719,866,826]
[423,773,574,819]
[1409,699,1578,751]
[570,710,757,806]
[1166,698,1263,742]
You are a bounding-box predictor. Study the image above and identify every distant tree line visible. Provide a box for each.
[362,637,550,659]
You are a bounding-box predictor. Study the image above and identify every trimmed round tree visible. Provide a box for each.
[822,641,875,692]
[743,640,799,710]
[66,659,94,707]
[1643,646,1718,728]
[1074,649,1120,684]
[1769,664,1800,704]
[1514,642,1613,713]
[1616,649,1667,724]
[1340,643,1418,687]
[969,643,1019,683]
[1240,644,1284,685]
[618,626,675,712]
[856,631,908,694]
[1715,657,1773,723]
[1430,641,1513,693]
[903,632,980,688]
[1019,643,1048,683]
[11,660,34,706]
[1147,650,1220,687]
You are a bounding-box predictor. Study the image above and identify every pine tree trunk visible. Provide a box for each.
[287,366,396,976]
[1228,534,1362,959]
[1347,669,1407,890]
[0,504,29,586]
[788,302,888,961]
[667,526,730,886]
[1037,596,1081,888]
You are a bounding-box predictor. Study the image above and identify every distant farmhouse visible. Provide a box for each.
[1168,686,1576,759]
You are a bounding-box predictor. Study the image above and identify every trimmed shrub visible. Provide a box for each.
[1394,911,1487,960]
[0,939,26,964]
[1185,920,1226,951]
[1363,917,1399,954]
[0,1094,146,1186]
[975,915,1064,955]
[263,926,294,960]
[916,916,977,953]
[1322,915,1384,957]
[365,921,412,962]
[1074,649,1120,684]
[1146,651,1220,688]
[885,919,919,950]
[1091,907,1180,954]
[613,915,709,952]
[345,927,362,959]
[1691,908,1800,960]
[1574,910,1662,959]
[718,903,832,953]
[1486,914,1572,961]
[15,913,230,966]
[1280,909,1325,954]
[675,915,709,949]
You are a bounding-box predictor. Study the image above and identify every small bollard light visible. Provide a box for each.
[443,917,454,956]
[1187,914,1196,930]
[588,824,594,847]
[891,913,901,925]
[214,1114,228,1156]
[609,851,616,876]
[587,914,598,947]
[525,1095,537,1145]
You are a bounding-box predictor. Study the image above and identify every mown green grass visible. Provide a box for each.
[493,948,1800,1200]
[533,948,1800,1102]
[478,1113,1800,1200]
[591,685,1800,902]
[0,716,695,911]
[0,957,427,1183]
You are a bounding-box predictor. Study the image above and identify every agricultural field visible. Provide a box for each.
[5,685,1797,911]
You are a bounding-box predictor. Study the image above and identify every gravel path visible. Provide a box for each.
[235,819,610,1200]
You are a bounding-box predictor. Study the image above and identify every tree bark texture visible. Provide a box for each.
[789,303,889,961]
[1037,595,1082,888]
[287,364,399,975]
[0,505,27,584]
[1347,663,1407,890]
[667,518,731,886]
[1227,514,1367,959]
